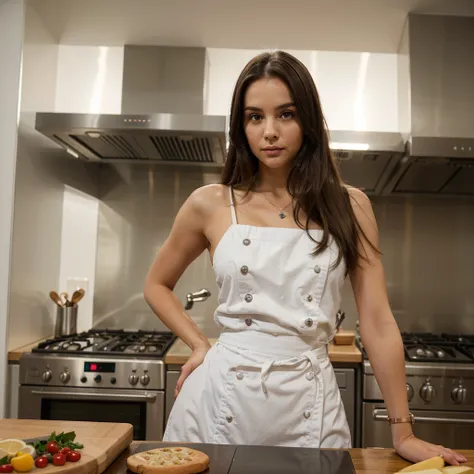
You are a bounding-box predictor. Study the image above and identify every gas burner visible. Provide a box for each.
[400,332,474,363]
[32,329,176,358]
[349,332,474,364]
[405,343,470,362]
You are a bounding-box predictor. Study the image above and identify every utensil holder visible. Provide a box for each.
[54,304,78,336]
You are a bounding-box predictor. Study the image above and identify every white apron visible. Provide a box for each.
[163,187,351,448]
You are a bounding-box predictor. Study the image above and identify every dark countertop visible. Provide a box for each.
[104,442,474,474]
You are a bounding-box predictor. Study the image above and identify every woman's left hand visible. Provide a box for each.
[394,433,467,466]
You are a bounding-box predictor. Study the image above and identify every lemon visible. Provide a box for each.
[0,448,10,459]
[0,439,26,456]
[18,445,36,458]
[11,453,34,472]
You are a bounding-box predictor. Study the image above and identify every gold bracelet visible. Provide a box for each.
[387,413,415,425]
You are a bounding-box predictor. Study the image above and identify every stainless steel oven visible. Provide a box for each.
[363,402,474,449]
[18,330,176,440]
[359,332,474,449]
[19,385,164,440]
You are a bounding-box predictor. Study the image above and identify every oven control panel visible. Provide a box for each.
[19,354,166,390]
[363,360,474,411]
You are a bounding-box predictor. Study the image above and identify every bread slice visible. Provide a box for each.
[127,447,210,474]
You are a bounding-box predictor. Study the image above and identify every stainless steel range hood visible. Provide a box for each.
[329,130,405,195]
[35,46,227,166]
[385,14,474,196]
[34,45,405,192]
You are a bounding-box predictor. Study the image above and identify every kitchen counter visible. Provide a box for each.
[8,337,51,362]
[9,335,362,364]
[1,419,471,473]
[165,337,362,365]
[104,443,474,474]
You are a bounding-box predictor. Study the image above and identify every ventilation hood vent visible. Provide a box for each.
[384,14,474,196]
[329,130,405,196]
[35,112,226,165]
[35,46,227,166]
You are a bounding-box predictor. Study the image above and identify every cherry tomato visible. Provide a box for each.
[67,451,81,462]
[60,447,71,455]
[66,451,81,463]
[46,441,59,455]
[0,465,13,473]
[35,456,49,469]
[52,454,66,466]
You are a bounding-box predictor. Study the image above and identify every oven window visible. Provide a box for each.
[41,399,145,440]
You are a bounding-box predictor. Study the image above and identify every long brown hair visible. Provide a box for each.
[221,50,379,275]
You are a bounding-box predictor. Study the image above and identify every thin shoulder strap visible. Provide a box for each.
[228,186,237,225]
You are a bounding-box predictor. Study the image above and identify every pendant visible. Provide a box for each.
[279,211,286,219]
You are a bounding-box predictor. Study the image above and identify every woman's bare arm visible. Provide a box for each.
[144,186,212,351]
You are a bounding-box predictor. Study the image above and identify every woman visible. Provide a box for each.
[144,51,466,465]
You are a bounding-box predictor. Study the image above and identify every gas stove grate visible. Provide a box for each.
[32,329,177,358]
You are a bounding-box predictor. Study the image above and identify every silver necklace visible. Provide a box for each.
[260,192,293,219]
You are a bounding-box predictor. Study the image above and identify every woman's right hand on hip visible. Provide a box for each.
[175,344,210,399]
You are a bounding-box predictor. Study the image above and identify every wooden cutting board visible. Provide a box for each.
[0,419,133,474]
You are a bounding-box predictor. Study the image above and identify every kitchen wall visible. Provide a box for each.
[206,49,399,131]
[341,195,474,333]
[7,4,101,351]
[93,165,474,335]
[0,0,26,418]
[93,164,222,335]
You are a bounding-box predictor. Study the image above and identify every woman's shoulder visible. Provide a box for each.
[342,185,376,230]
[186,184,230,217]
[343,185,371,210]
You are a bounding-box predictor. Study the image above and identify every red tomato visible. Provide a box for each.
[66,451,81,463]
[35,456,49,469]
[52,453,66,466]
[46,441,59,455]
[0,465,13,473]
[60,447,71,455]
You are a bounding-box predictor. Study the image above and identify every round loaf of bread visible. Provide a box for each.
[126,447,210,474]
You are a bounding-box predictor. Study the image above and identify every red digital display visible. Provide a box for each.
[84,361,116,373]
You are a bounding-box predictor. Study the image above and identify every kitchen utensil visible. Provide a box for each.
[59,292,69,306]
[69,288,85,306]
[49,291,64,307]
[54,304,78,336]
[335,310,346,332]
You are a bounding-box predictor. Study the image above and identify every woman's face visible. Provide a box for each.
[243,77,303,171]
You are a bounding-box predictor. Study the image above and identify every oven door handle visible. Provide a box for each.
[30,390,157,403]
[373,409,474,424]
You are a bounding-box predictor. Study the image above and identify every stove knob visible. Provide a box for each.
[128,374,139,386]
[451,384,468,404]
[80,376,88,383]
[94,375,102,383]
[140,374,150,386]
[420,381,436,403]
[110,377,117,385]
[406,383,414,402]
[42,369,52,382]
[59,372,70,384]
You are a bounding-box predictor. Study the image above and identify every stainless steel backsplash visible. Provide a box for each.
[93,165,474,336]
